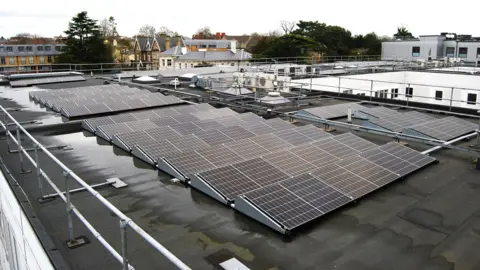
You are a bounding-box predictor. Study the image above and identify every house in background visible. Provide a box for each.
[105,37,135,63]
[159,40,251,69]
[133,35,184,68]
[0,43,65,74]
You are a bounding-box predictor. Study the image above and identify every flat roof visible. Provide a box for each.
[1,79,480,269]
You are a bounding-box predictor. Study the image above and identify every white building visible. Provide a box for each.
[382,33,480,64]
[293,71,480,111]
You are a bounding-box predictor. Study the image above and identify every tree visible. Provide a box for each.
[100,16,118,38]
[394,26,414,39]
[138,24,156,37]
[57,11,113,64]
[157,26,175,36]
[262,34,325,58]
[280,20,296,34]
[193,27,214,39]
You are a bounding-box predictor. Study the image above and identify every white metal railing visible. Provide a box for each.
[0,106,191,270]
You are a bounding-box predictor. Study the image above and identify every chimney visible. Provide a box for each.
[165,37,170,50]
[222,33,226,40]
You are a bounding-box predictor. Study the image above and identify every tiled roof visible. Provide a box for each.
[159,46,184,56]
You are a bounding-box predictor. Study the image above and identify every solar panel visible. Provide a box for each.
[195,145,244,167]
[245,123,277,135]
[407,116,478,141]
[198,165,261,200]
[134,140,181,163]
[144,127,181,140]
[10,75,85,87]
[335,155,400,187]
[249,134,292,152]
[294,125,333,140]
[368,110,435,132]
[113,131,156,151]
[333,133,378,152]
[166,134,209,151]
[273,129,312,146]
[164,151,216,177]
[261,150,316,176]
[289,144,339,167]
[313,138,359,158]
[263,118,294,131]
[218,126,256,140]
[310,163,377,199]
[225,139,269,159]
[195,129,235,145]
[232,158,289,186]
[170,122,205,135]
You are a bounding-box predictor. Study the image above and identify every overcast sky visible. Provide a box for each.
[1,0,479,38]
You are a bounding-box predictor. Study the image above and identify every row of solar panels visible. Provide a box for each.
[10,75,86,87]
[296,103,478,142]
[82,104,436,233]
[29,84,185,118]
[357,107,478,141]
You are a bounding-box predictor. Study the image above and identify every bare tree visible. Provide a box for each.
[157,26,175,36]
[138,24,156,37]
[193,27,214,39]
[100,16,118,38]
[280,20,296,34]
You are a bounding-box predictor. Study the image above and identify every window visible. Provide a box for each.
[161,59,166,67]
[9,57,14,65]
[391,88,399,98]
[45,46,51,51]
[0,47,4,52]
[26,46,32,52]
[0,57,5,65]
[184,63,187,69]
[20,56,26,64]
[37,46,44,51]
[356,93,366,96]
[406,87,413,98]
[199,44,207,48]
[458,47,468,58]
[412,46,420,57]
[47,56,52,63]
[208,45,216,48]
[167,59,172,67]
[467,93,477,105]
[446,47,455,57]
[18,46,25,52]
[379,89,388,99]
[435,90,443,100]
[39,56,44,64]
[28,56,34,64]
[342,90,353,94]
[6,46,13,52]
[477,48,480,58]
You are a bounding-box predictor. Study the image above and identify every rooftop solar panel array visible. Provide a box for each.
[368,111,435,132]
[29,84,184,118]
[406,116,478,141]
[299,102,367,119]
[80,102,436,234]
[10,75,86,87]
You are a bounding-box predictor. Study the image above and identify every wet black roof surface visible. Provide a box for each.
[1,79,480,270]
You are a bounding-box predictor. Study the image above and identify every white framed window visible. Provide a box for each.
[379,89,388,99]
[458,47,468,58]
[467,93,477,105]
[28,56,34,64]
[435,90,443,101]
[391,88,399,98]
[412,46,420,57]
[406,87,413,98]
[39,56,44,64]
[9,57,14,64]
[20,57,26,64]
[167,59,172,67]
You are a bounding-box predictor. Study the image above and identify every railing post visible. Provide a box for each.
[406,83,410,107]
[449,87,454,111]
[64,171,75,242]
[101,64,103,74]
[120,219,129,270]
[34,145,44,197]
[16,125,27,173]
[370,80,373,101]
[4,113,9,152]
[338,77,341,96]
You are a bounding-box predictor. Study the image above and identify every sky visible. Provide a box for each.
[1,0,479,39]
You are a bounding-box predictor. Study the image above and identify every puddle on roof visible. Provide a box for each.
[1,86,46,112]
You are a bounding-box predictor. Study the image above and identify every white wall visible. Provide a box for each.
[0,171,54,270]
[293,71,480,110]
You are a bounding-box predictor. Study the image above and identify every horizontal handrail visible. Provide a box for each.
[0,106,191,270]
